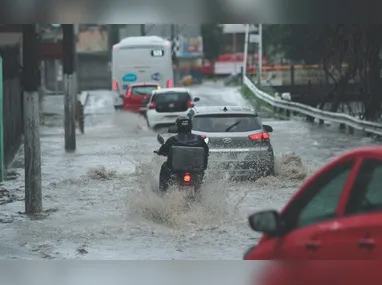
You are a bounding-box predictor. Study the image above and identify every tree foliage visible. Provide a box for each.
[263,25,329,64]
[322,25,382,120]
[201,24,223,61]
[265,24,382,121]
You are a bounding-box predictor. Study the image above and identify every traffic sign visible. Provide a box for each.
[249,34,260,43]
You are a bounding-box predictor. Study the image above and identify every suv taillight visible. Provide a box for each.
[248,132,270,141]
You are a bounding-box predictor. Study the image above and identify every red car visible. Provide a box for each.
[253,261,382,285]
[123,83,160,114]
[244,146,382,260]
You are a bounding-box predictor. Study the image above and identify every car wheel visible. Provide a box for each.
[250,172,261,181]
[268,159,275,176]
[252,165,273,180]
[265,164,274,176]
[260,166,274,178]
[231,174,247,182]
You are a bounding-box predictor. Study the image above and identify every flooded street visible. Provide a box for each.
[0,82,379,259]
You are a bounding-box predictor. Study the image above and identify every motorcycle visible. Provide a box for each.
[154,132,203,200]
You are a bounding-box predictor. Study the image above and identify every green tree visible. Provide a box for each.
[201,24,223,62]
[263,25,329,64]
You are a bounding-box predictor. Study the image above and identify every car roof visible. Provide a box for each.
[118,36,169,47]
[191,105,258,116]
[129,82,159,87]
[279,145,382,215]
[340,146,382,158]
[153,87,191,94]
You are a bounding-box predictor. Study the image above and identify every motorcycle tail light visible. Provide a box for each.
[183,173,191,182]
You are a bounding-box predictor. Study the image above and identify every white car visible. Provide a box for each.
[146,87,200,129]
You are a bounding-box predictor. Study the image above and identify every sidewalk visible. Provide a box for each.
[0,91,157,259]
[41,90,110,116]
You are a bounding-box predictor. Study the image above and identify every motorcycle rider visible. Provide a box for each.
[156,116,209,192]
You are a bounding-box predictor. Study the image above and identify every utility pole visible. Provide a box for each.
[257,24,263,86]
[243,24,250,80]
[0,55,3,182]
[62,24,76,152]
[233,32,237,75]
[107,25,114,63]
[74,24,79,98]
[22,24,42,214]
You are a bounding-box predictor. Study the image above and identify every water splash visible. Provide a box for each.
[125,160,230,229]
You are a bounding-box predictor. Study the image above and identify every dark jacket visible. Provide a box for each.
[157,133,209,169]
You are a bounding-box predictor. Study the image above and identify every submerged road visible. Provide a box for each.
[0,82,379,259]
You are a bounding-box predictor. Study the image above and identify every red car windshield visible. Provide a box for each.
[131,85,158,95]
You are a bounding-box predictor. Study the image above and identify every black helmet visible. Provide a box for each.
[176,116,192,133]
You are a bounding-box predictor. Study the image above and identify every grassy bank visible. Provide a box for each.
[240,84,291,120]
[240,84,274,110]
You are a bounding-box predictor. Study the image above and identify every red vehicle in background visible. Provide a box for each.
[123,82,160,115]
[244,146,382,261]
[201,53,266,76]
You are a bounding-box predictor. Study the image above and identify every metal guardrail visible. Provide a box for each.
[244,76,382,136]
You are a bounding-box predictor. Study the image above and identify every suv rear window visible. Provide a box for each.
[131,85,158,95]
[152,92,191,103]
[192,114,262,132]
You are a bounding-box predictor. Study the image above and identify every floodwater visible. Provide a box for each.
[0,82,378,259]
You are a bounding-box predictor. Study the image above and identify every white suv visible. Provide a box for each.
[146,87,200,129]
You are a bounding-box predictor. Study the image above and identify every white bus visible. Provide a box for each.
[112,36,174,109]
